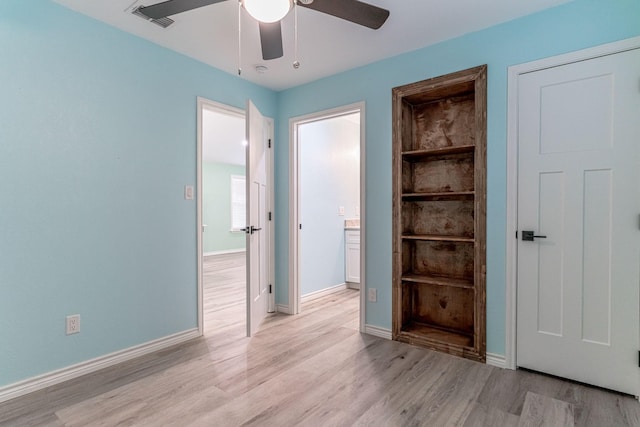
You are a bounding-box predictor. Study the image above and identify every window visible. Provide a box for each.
[230,175,246,232]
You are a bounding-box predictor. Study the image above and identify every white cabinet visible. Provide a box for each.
[345,230,360,285]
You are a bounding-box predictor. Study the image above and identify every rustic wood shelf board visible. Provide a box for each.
[402,274,474,289]
[401,191,475,201]
[392,65,487,363]
[401,235,475,242]
[398,321,474,349]
[402,145,476,161]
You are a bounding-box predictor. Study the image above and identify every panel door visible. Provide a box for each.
[517,48,640,395]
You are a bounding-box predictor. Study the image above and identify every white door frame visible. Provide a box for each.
[196,97,275,335]
[288,102,366,333]
[505,36,640,370]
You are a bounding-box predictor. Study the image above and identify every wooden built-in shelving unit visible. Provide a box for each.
[392,65,487,362]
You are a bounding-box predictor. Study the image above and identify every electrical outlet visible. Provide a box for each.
[66,314,80,335]
[368,288,377,303]
[338,206,345,216]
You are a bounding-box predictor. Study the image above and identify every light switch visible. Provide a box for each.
[184,185,194,200]
[338,206,345,216]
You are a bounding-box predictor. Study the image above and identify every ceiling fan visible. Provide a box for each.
[137,0,390,61]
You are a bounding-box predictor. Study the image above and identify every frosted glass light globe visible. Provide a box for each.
[243,0,292,23]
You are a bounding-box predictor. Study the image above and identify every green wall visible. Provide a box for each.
[203,162,246,253]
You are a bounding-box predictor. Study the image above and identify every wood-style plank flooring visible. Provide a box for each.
[1,252,639,426]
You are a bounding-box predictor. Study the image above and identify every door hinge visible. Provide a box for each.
[268,139,271,148]
[638,350,640,367]
[515,230,518,239]
[269,284,272,294]
[268,212,272,221]
[299,224,302,230]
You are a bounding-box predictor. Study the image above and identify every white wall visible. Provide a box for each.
[299,115,359,296]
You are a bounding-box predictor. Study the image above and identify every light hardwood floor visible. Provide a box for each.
[2,252,639,426]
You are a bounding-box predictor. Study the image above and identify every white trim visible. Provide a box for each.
[197,98,204,336]
[0,329,199,404]
[364,325,392,340]
[505,36,640,372]
[266,117,276,314]
[359,104,367,334]
[288,117,300,315]
[486,352,507,369]
[301,283,347,303]
[204,248,246,257]
[289,102,366,333]
[505,64,519,371]
[276,304,292,314]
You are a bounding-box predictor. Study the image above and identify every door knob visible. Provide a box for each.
[522,230,547,241]
[250,226,262,234]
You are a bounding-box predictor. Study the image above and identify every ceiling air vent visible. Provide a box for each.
[132,6,175,28]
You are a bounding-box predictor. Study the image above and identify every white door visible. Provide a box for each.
[517,48,640,395]
[246,100,269,337]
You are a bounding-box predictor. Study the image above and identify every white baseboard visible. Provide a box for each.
[301,283,347,303]
[364,324,392,340]
[276,304,292,314]
[204,248,246,256]
[486,352,507,369]
[0,328,200,404]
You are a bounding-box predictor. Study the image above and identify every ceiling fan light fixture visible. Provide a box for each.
[243,0,292,23]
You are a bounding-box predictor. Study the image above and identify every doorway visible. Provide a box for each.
[506,38,640,395]
[197,99,247,336]
[196,97,274,337]
[289,103,365,331]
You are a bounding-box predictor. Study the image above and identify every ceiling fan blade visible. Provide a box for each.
[138,0,227,19]
[259,22,284,60]
[299,0,389,29]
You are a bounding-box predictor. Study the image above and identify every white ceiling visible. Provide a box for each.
[203,108,246,166]
[53,0,574,91]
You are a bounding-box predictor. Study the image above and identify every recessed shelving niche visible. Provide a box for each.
[392,65,487,362]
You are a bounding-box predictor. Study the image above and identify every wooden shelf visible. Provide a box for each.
[402,274,474,289]
[401,234,474,243]
[402,191,474,201]
[399,321,474,348]
[393,65,487,362]
[402,145,475,161]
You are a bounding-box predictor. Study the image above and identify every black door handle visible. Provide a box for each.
[250,226,262,234]
[522,230,547,241]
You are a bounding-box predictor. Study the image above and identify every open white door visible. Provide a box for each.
[516,48,640,395]
[246,100,269,337]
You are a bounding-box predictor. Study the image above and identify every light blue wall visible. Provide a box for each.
[203,162,246,253]
[274,0,640,356]
[0,1,275,387]
[300,118,359,296]
[2,0,639,390]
